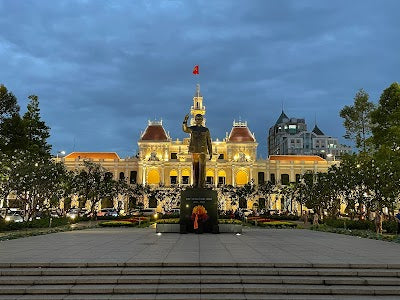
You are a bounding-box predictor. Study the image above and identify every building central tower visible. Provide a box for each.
[190,84,206,126]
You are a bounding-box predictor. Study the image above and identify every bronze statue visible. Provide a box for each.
[182,113,212,188]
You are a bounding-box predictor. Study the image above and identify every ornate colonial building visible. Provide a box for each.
[63,85,337,212]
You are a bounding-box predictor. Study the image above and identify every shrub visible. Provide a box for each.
[99,221,136,227]
[258,221,297,228]
[156,218,179,224]
[161,213,180,219]
[383,220,398,234]
[324,218,375,231]
[218,219,242,225]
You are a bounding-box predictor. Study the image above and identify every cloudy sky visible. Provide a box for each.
[1,0,399,158]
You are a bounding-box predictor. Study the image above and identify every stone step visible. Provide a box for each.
[1,267,399,276]
[1,275,400,286]
[1,295,400,300]
[2,262,400,269]
[0,283,400,295]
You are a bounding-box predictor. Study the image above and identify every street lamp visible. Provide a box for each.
[56,150,66,162]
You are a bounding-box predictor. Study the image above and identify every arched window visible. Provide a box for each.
[218,170,226,186]
[170,170,178,185]
[236,170,248,185]
[147,169,160,185]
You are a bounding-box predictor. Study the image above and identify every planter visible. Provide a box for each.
[218,224,242,233]
[156,223,180,233]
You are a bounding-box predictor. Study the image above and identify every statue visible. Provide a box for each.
[182,113,212,188]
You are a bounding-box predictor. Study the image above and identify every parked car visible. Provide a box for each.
[97,208,118,217]
[139,208,158,217]
[164,208,180,215]
[66,208,80,219]
[129,209,141,216]
[4,212,24,223]
[242,209,253,217]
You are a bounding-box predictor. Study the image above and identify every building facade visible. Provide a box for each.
[63,85,337,212]
[268,111,352,158]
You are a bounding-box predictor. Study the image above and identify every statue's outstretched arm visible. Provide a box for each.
[182,114,191,133]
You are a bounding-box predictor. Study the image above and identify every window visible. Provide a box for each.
[130,171,137,184]
[218,176,226,185]
[170,153,178,160]
[170,176,177,185]
[218,154,224,160]
[281,174,289,185]
[206,176,213,184]
[295,174,301,183]
[258,172,265,185]
[270,173,276,185]
[182,176,189,185]
[119,172,125,180]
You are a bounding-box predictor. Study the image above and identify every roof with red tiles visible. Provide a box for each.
[228,126,255,142]
[269,155,325,161]
[140,124,169,141]
[64,152,120,160]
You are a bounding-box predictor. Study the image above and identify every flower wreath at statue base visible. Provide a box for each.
[191,205,209,231]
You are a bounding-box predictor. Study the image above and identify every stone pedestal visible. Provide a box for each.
[180,188,218,233]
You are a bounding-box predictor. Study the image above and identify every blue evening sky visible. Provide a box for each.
[1,0,399,158]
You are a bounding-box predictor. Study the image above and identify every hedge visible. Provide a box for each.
[323,218,398,234]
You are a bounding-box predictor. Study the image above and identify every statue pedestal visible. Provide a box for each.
[180,188,219,234]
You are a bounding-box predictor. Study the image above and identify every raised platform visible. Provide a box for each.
[180,187,218,233]
[0,227,399,299]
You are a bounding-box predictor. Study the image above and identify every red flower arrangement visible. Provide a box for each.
[191,205,209,230]
[191,205,209,222]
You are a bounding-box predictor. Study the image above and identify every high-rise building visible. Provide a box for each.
[268,111,351,158]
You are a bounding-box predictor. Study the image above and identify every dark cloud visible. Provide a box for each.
[1,0,399,158]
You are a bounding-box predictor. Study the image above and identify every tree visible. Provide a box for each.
[257,181,275,210]
[0,84,19,123]
[370,82,400,151]
[340,89,375,152]
[73,160,119,218]
[22,95,51,156]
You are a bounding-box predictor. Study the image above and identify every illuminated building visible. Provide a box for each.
[63,85,336,212]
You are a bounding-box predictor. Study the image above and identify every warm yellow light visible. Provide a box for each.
[5,216,11,222]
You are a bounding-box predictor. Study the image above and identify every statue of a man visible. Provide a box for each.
[182,113,212,188]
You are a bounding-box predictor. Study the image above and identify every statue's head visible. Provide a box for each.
[194,114,203,125]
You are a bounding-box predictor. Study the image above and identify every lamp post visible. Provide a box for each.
[56,150,66,162]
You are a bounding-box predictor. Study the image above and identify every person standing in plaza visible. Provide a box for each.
[395,209,400,234]
[313,213,319,226]
[375,211,383,235]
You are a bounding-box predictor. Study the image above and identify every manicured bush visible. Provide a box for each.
[0,217,73,231]
[257,221,297,228]
[99,221,136,227]
[259,214,300,221]
[383,220,398,234]
[324,218,375,231]
[161,213,180,219]
[218,219,242,225]
[156,218,179,224]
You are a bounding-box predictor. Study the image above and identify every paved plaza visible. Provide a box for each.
[1,227,399,266]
